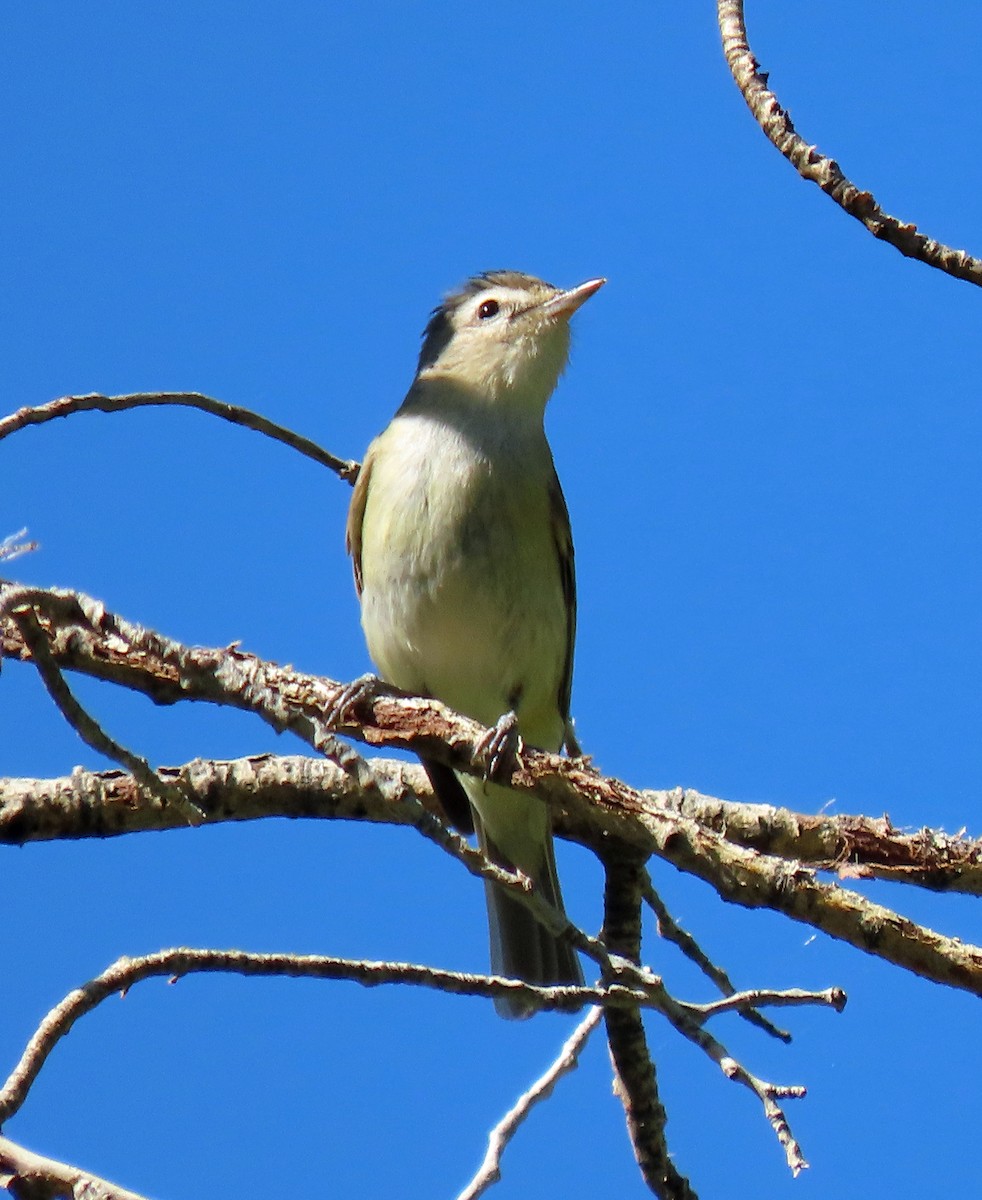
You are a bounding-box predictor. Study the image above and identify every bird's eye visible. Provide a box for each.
[477,299,500,320]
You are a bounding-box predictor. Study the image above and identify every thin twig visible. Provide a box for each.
[644,875,790,1041]
[718,1057,808,1176]
[457,1007,603,1200]
[606,858,822,1186]
[0,529,38,564]
[717,0,982,287]
[690,986,846,1022]
[644,979,814,1176]
[0,391,361,481]
[0,949,596,1125]
[0,943,840,1132]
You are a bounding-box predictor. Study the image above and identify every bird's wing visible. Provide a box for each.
[345,444,375,597]
[345,439,475,834]
[548,466,576,728]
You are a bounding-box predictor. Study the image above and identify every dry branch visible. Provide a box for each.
[644,876,790,1041]
[3,582,982,1004]
[0,944,836,1161]
[0,947,676,1129]
[602,857,693,1198]
[0,1134,150,1200]
[0,391,359,481]
[717,0,982,287]
[457,1007,604,1200]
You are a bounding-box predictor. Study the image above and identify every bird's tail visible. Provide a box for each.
[475,806,584,1019]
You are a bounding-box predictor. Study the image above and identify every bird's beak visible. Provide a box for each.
[541,277,606,321]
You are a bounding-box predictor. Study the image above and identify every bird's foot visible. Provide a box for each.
[477,710,522,783]
[327,672,382,726]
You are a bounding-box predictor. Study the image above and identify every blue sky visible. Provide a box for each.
[3,4,982,1197]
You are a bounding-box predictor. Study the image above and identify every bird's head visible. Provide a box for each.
[416,271,604,408]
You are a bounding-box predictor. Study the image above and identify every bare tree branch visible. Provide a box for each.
[7,584,980,897]
[3,581,982,1001]
[644,875,790,1042]
[659,1002,810,1177]
[0,950,620,1128]
[689,987,844,1023]
[0,1134,150,1200]
[457,1007,604,1200]
[606,862,828,1189]
[717,0,982,287]
[0,945,835,1133]
[0,574,968,1191]
[0,392,360,482]
[602,856,693,1200]
[0,755,436,842]
[3,589,204,824]
[0,530,38,566]
[670,789,982,893]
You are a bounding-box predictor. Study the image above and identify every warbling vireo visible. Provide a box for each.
[346,270,604,1017]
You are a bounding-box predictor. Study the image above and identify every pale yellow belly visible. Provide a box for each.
[358,414,568,751]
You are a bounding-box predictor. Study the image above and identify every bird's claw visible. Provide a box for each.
[327,672,381,726]
[477,710,522,782]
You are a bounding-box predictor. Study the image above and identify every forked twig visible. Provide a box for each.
[3,589,204,824]
[644,875,790,1041]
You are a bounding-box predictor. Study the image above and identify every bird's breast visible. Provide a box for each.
[357,411,567,748]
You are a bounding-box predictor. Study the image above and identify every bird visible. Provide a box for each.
[346,269,604,1017]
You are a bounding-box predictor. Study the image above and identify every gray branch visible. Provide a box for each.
[0,391,360,481]
[718,0,982,287]
[3,581,982,1001]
